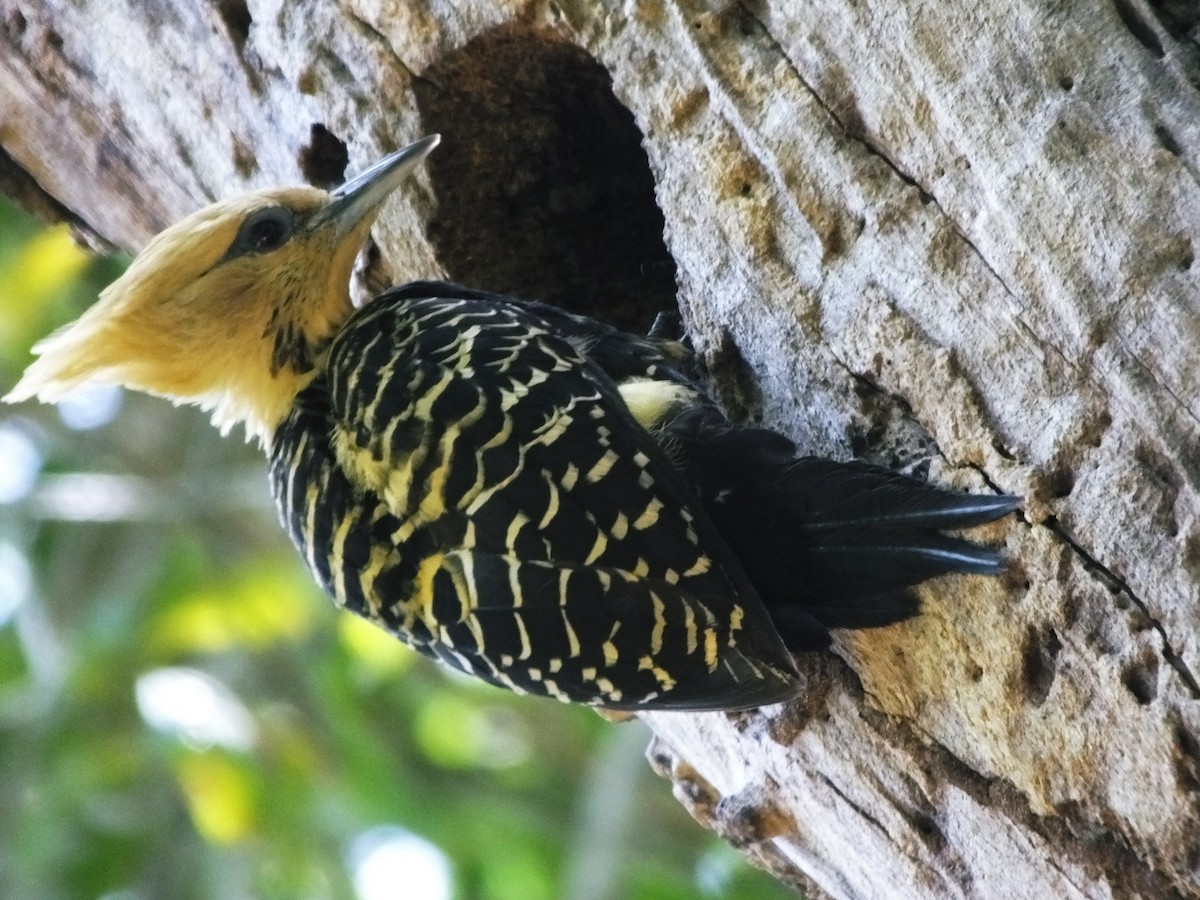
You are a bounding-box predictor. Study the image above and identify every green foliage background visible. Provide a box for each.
[0,198,795,900]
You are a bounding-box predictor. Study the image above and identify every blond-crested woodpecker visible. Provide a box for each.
[6,135,1016,710]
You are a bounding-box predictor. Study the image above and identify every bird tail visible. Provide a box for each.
[668,411,1018,651]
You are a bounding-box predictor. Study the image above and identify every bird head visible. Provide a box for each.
[5,134,440,443]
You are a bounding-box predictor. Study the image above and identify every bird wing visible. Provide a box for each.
[274,289,797,710]
[379,281,694,385]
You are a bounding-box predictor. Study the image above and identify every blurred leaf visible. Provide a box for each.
[3,225,90,311]
[481,846,556,900]
[0,209,125,384]
[0,625,28,691]
[176,751,259,845]
[338,613,417,677]
[147,558,315,656]
[414,691,532,771]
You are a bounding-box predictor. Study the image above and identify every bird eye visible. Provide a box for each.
[231,207,295,256]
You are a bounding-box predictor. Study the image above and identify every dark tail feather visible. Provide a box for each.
[669,413,1017,651]
[792,458,1019,533]
[788,459,1017,606]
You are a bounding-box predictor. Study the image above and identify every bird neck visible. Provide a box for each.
[193,364,311,448]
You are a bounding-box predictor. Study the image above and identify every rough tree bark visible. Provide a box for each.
[3,0,1198,896]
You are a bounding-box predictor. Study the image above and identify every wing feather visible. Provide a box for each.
[270,289,797,710]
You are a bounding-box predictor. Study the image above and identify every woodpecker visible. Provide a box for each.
[6,135,1015,711]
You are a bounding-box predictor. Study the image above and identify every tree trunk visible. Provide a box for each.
[3,0,1198,896]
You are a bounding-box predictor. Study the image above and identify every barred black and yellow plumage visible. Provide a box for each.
[6,135,1016,711]
[270,285,799,708]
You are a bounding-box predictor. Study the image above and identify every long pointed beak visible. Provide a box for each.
[306,134,440,237]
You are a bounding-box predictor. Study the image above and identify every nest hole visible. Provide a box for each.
[414,24,677,331]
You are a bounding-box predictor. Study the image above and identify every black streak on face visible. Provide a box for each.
[268,320,324,376]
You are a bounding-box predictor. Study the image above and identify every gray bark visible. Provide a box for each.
[2,0,1198,896]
